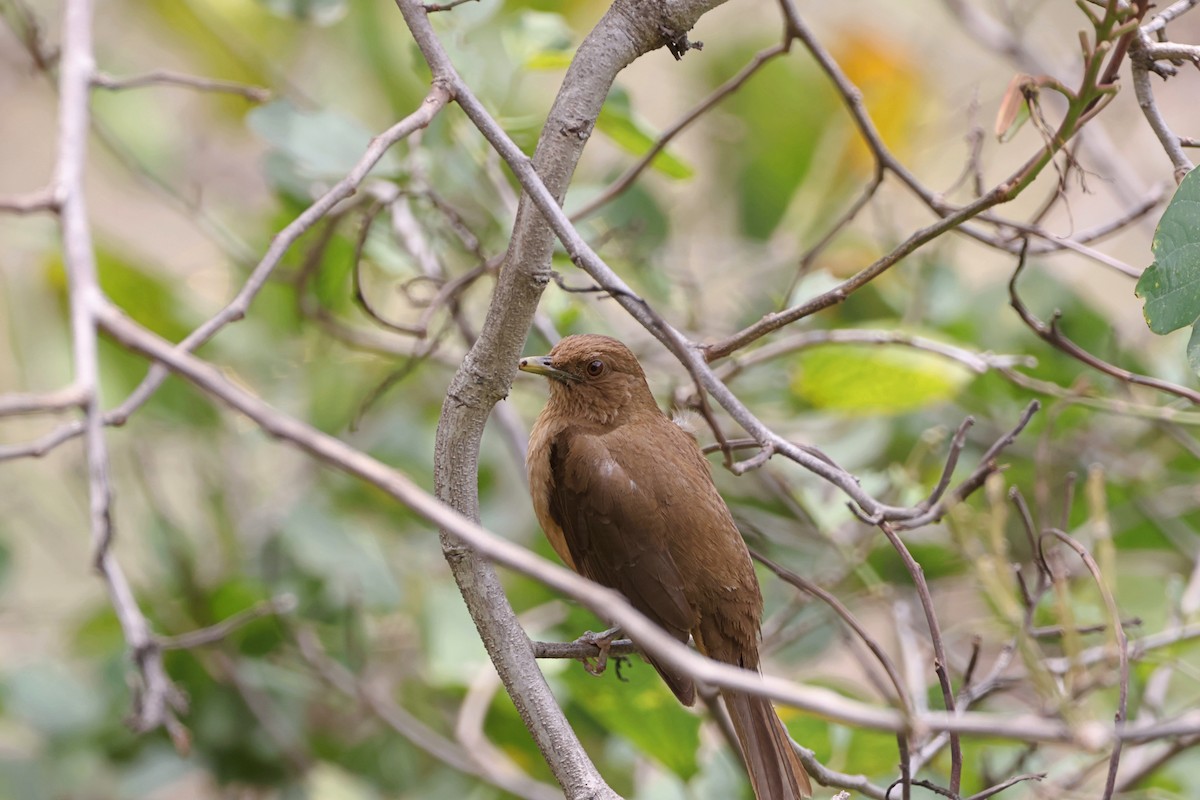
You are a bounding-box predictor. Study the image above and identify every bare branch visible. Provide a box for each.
[1131,33,1195,183]
[755,552,912,715]
[531,638,638,661]
[295,627,562,800]
[1043,621,1200,674]
[1042,529,1130,799]
[0,84,450,463]
[51,0,188,748]
[91,69,270,102]
[895,401,1041,530]
[422,0,478,11]
[157,595,297,651]
[0,187,58,214]
[1009,244,1200,404]
[715,329,1036,383]
[965,773,1045,800]
[1142,0,1200,34]
[0,385,87,417]
[570,41,789,221]
[877,521,963,793]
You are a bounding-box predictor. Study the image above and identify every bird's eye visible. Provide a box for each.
[586,359,605,377]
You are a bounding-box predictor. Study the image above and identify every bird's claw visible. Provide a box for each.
[574,625,622,676]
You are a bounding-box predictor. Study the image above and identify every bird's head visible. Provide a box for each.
[519,334,658,425]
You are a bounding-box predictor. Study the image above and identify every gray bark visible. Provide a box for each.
[397,0,729,796]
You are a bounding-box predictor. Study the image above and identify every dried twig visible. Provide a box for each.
[157,595,297,651]
[571,42,789,221]
[1041,529,1130,800]
[1009,242,1200,404]
[91,69,270,101]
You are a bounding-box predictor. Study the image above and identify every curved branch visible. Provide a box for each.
[570,41,789,221]
[1009,245,1200,404]
[1042,529,1130,800]
[396,0,729,795]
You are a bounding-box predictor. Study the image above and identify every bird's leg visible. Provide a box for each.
[574,625,622,676]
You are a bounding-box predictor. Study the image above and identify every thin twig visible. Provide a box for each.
[1142,0,1200,34]
[923,417,975,509]
[531,639,639,660]
[754,552,913,715]
[877,520,963,793]
[295,627,562,800]
[894,401,1040,530]
[1042,620,1200,674]
[91,69,270,101]
[715,329,1035,384]
[1042,529,1130,800]
[1009,242,1200,404]
[0,385,86,417]
[0,187,58,214]
[1030,619,1142,639]
[572,41,789,221]
[1130,33,1195,182]
[423,0,478,11]
[965,772,1045,800]
[158,595,297,651]
[755,552,914,796]
[783,168,885,305]
[0,85,451,462]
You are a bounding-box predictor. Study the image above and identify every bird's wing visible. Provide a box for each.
[547,429,698,703]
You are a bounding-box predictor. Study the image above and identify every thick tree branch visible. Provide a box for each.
[398,0,728,795]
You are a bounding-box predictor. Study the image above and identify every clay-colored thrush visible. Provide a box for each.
[520,334,812,800]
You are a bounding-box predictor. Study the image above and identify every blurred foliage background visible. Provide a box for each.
[2,0,1200,798]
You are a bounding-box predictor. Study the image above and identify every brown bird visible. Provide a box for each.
[520,334,812,800]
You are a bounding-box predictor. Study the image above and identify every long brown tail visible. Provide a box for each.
[722,689,813,799]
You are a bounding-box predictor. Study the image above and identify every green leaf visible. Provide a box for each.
[597,89,694,180]
[247,101,400,182]
[561,655,701,779]
[1136,167,1200,334]
[280,503,401,610]
[791,343,973,414]
[706,48,836,239]
[3,663,105,737]
[207,580,284,657]
[71,606,124,659]
[422,583,490,686]
[49,249,195,342]
[526,51,574,71]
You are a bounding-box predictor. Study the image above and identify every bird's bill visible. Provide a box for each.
[518,355,579,383]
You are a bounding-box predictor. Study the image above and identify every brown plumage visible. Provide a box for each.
[520,334,812,800]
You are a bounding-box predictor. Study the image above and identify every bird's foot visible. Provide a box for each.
[575,625,622,676]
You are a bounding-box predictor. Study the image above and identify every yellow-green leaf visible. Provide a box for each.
[597,93,694,180]
[561,655,701,778]
[791,344,972,414]
[525,50,574,71]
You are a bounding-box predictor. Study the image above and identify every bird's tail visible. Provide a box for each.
[722,689,812,799]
